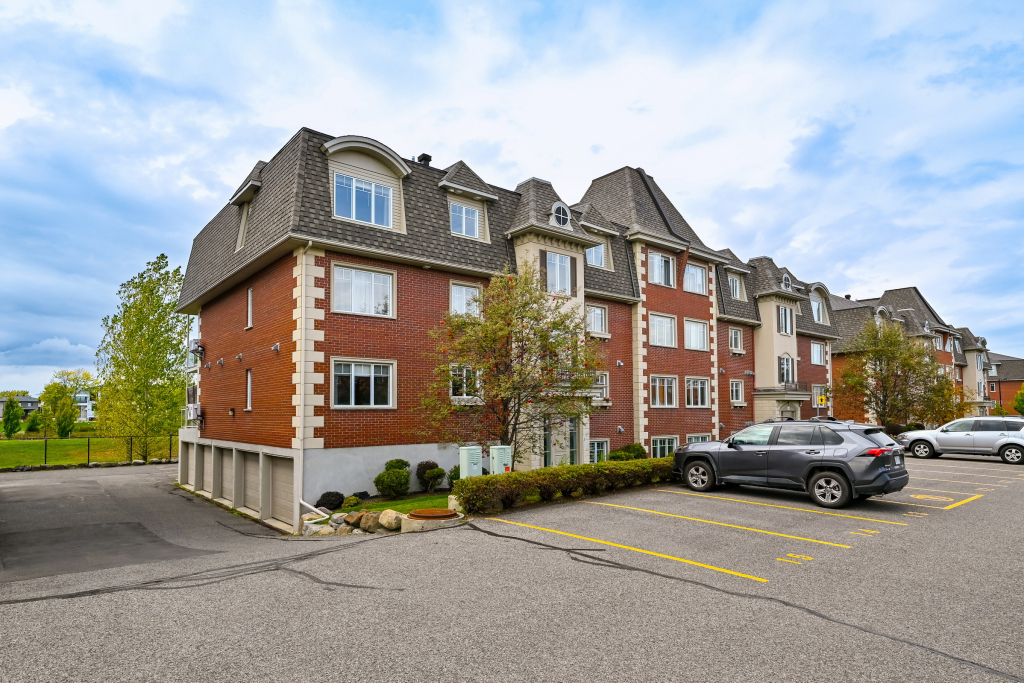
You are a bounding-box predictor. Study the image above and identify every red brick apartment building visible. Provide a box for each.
[175,130,838,532]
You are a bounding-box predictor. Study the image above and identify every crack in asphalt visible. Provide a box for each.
[0,537,401,605]
[467,523,1023,683]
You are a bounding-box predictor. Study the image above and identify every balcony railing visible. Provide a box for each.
[755,382,809,393]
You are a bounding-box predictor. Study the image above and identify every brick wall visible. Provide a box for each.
[991,380,1023,415]
[830,353,870,422]
[312,251,490,449]
[643,250,716,443]
[586,297,635,449]
[718,322,755,436]
[197,254,297,448]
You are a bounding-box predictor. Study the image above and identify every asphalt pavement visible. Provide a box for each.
[0,457,1022,682]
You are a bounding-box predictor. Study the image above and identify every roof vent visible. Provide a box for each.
[417,153,432,166]
[844,294,851,299]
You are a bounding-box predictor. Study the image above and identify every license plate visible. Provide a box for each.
[894,455,902,466]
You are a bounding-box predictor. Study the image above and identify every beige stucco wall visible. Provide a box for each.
[753,295,800,388]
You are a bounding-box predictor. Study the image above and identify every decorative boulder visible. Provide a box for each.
[344,510,366,526]
[379,509,402,530]
[314,525,335,536]
[330,513,346,529]
[301,522,319,536]
[335,525,354,535]
[360,511,383,533]
[301,512,322,521]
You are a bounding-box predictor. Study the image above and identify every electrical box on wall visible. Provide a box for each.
[459,446,482,478]
[490,445,512,473]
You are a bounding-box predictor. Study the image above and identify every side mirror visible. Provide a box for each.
[727,441,739,449]
[939,428,948,433]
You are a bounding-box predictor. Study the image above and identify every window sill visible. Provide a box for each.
[588,331,611,339]
[330,406,397,410]
[331,310,396,320]
[649,282,676,289]
[450,396,484,406]
[450,230,487,242]
[592,398,613,407]
[685,405,710,409]
[651,405,677,409]
[331,214,394,231]
[730,402,747,408]
[683,288,708,296]
[650,343,678,349]
[683,347,710,353]
[730,349,746,355]
[244,409,252,412]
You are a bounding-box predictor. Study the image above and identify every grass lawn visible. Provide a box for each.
[0,436,179,468]
[335,492,452,515]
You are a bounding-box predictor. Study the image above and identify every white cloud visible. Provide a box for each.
[0,0,187,49]
[0,87,38,130]
[0,338,96,368]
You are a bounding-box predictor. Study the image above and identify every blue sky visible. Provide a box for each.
[1,0,1023,394]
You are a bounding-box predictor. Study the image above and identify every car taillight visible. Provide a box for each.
[864,448,892,457]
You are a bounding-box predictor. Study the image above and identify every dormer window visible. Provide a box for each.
[782,274,792,290]
[809,289,827,324]
[334,173,392,228]
[450,203,479,238]
[553,204,569,227]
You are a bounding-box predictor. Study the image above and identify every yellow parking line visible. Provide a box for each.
[777,558,802,565]
[485,517,768,583]
[657,490,908,525]
[910,477,1008,487]
[943,494,984,510]
[904,486,979,495]
[583,501,852,548]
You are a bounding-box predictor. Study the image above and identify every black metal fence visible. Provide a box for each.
[0,435,179,468]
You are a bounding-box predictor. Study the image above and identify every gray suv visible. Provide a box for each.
[673,419,909,508]
[896,417,1024,464]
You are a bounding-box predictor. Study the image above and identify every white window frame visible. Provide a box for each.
[593,371,610,400]
[547,252,571,295]
[652,436,678,458]
[778,305,793,335]
[977,355,983,370]
[649,253,674,287]
[686,434,711,443]
[685,377,710,408]
[246,287,253,329]
[651,375,678,408]
[449,201,480,239]
[585,242,606,268]
[779,356,794,384]
[450,282,482,316]
[683,264,707,295]
[730,379,744,404]
[331,357,396,410]
[729,327,744,353]
[450,365,483,405]
[684,318,709,352]
[586,304,609,335]
[991,382,997,393]
[955,339,962,353]
[649,313,677,348]
[978,381,985,395]
[332,262,397,319]
[728,275,742,300]
[811,299,823,323]
[245,369,252,411]
[589,439,609,463]
[810,342,825,366]
[333,172,392,229]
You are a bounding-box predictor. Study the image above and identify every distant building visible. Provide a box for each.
[12,395,39,416]
[988,353,1024,415]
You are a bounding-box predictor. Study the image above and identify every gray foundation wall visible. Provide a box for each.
[302,442,461,501]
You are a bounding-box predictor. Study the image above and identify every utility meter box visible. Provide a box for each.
[459,446,483,478]
[490,445,512,473]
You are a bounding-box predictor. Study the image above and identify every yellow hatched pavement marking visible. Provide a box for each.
[656,490,907,525]
[909,477,1008,487]
[583,501,852,547]
[943,494,984,510]
[485,517,768,583]
[905,486,981,495]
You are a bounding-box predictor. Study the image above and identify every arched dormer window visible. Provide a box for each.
[551,202,570,228]
[782,274,792,290]
[809,288,827,324]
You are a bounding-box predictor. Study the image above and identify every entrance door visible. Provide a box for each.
[269,456,294,525]
[767,425,820,486]
[242,452,260,511]
[720,424,773,484]
[935,420,976,453]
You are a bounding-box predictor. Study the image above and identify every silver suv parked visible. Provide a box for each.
[897,417,1024,464]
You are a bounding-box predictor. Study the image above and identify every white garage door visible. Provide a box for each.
[186,444,195,486]
[220,450,233,501]
[201,445,213,493]
[269,456,294,525]
[242,451,260,511]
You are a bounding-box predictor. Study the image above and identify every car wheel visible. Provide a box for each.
[911,441,935,459]
[684,461,716,492]
[1000,445,1024,465]
[809,471,851,508]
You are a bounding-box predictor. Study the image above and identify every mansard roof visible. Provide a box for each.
[438,160,498,201]
[508,178,600,246]
[714,249,760,325]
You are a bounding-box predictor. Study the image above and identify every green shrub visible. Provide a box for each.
[494,471,536,509]
[342,495,361,508]
[608,443,647,461]
[447,465,460,489]
[385,458,410,471]
[424,467,446,493]
[24,411,41,432]
[374,468,410,498]
[415,460,440,489]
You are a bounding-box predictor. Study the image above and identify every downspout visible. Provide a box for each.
[296,240,328,527]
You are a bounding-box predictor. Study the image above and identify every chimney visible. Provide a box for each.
[844,294,851,299]
[417,153,432,166]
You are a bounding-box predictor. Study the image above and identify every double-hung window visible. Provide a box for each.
[991,382,997,393]
[547,252,571,295]
[651,376,676,407]
[778,305,793,335]
[684,319,708,351]
[687,434,710,443]
[245,369,252,410]
[728,275,742,299]
[334,265,393,317]
[683,264,707,294]
[779,356,794,384]
[450,203,479,238]
[650,314,676,347]
[811,342,825,365]
[593,372,609,400]
[977,355,983,370]
[451,284,480,316]
[811,299,823,323]
[246,287,253,329]
[450,366,480,398]
[333,361,392,408]
[685,378,709,408]
[652,437,677,458]
[334,173,391,228]
[586,305,608,334]
[729,328,743,352]
[586,243,605,267]
[945,337,952,352]
[978,381,985,396]
[589,440,608,463]
[650,253,674,287]
[730,380,744,404]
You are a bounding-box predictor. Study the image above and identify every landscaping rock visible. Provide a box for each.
[314,525,335,536]
[344,510,366,526]
[316,506,331,515]
[374,527,397,535]
[379,509,402,530]
[448,495,464,513]
[132,460,145,466]
[351,528,366,535]
[300,512,322,521]
[301,522,319,536]
[334,525,354,535]
[330,513,346,528]
[360,511,382,532]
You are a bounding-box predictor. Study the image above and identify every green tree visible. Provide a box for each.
[1014,387,1024,417]
[2,397,24,439]
[419,262,603,466]
[96,255,190,461]
[0,390,30,400]
[51,369,97,398]
[832,320,941,426]
[37,382,80,438]
[919,376,976,426]
[992,402,1010,416]
[23,411,42,432]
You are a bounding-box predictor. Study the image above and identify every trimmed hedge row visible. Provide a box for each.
[452,457,676,513]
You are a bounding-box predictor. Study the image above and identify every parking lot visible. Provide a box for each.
[1,456,1023,682]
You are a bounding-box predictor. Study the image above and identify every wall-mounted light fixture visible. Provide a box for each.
[271,343,280,353]
[719,367,725,374]
[217,358,224,366]
[236,354,243,361]
[616,360,624,367]
[617,425,625,433]
[228,408,235,416]
[204,363,211,369]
